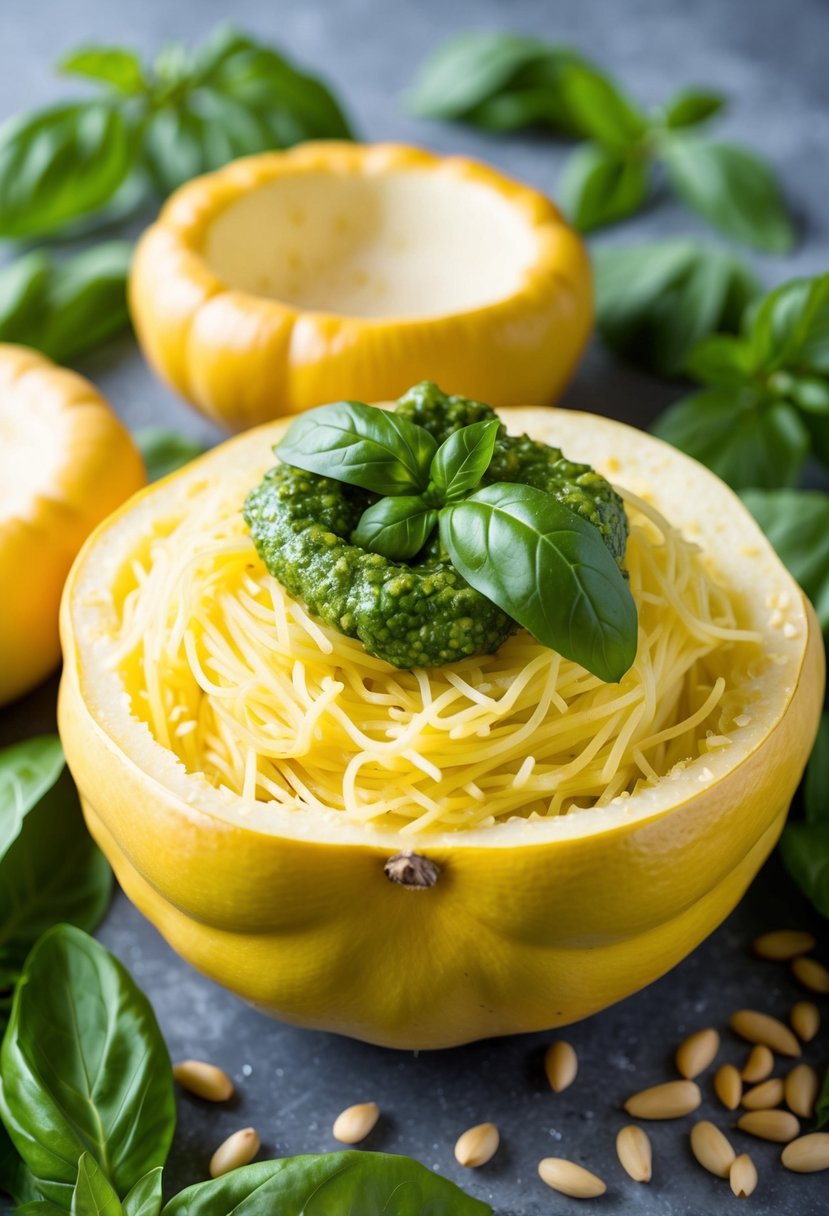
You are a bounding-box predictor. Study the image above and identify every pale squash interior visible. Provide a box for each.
[201,171,540,317]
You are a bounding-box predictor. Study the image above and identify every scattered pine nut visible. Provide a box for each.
[780,1133,829,1173]
[624,1080,701,1120]
[730,1153,758,1198]
[454,1123,499,1168]
[791,956,829,995]
[741,1078,784,1111]
[332,1102,380,1144]
[790,1001,819,1043]
[675,1028,719,1079]
[690,1121,736,1178]
[173,1059,235,1102]
[615,1125,652,1182]
[729,1010,800,1057]
[784,1063,819,1119]
[752,930,815,961]
[544,1040,578,1093]
[714,1064,743,1111]
[537,1157,606,1198]
[209,1127,260,1178]
[736,1109,800,1143]
[741,1045,774,1084]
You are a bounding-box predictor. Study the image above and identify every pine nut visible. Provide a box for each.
[624,1079,701,1119]
[790,1000,820,1043]
[675,1028,719,1079]
[791,956,829,995]
[454,1123,499,1168]
[173,1059,235,1102]
[544,1040,578,1093]
[729,1010,800,1057]
[784,1063,819,1119]
[209,1127,260,1178]
[714,1064,743,1111]
[752,930,815,961]
[741,1045,774,1083]
[736,1109,800,1142]
[615,1125,652,1182]
[741,1078,784,1110]
[690,1121,736,1178]
[730,1153,758,1198]
[780,1133,829,1173]
[537,1158,606,1198]
[332,1102,380,1144]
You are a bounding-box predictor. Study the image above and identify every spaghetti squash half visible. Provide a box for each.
[58,409,823,1048]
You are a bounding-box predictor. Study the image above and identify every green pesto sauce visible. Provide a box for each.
[243,382,628,669]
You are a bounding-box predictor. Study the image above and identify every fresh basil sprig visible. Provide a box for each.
[0,24,353,239]
[741,489,829,635]
[276,403,638,682]
[655,272,829,490]
[0,737,111,1026]
[134,429,209,482]
[778,712,829,921]
[593,240,760,377]
[0,243,132,363]
[0,925,175,1210]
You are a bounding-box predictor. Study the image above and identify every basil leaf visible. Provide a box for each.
[352,497,437,560]
[407,32,552,119]
[685,334,755,388]
[122,1170,163,1216]
[662,137,795,253]
[560,144,649,232]
[60,47,146,95]
[1,1117,41,1207]
[556,61,647,148]
[741,490,829,634]
[0,252,51,344]
[780,822,829,919]
[34,243,132,364]
[430,419,499,502]
[784,374,829,414]
[818,1065,829,1128]
[72,1156,122,1216]
[0,925,175,1210]
[0,741,111,987]
[18,1204,67,1215]
[161,1152,491,1216]
[0,103,136,239]
[663,88,725,129]
[134,429,208,482]
[276,402,437,495]
[749,273,829,375]
[653,391,810,490]
[594,240,759,377]
[440,483,637,682]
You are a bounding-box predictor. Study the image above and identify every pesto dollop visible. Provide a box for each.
[244,382,628,669]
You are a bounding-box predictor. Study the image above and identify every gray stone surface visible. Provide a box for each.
[1,0,828,1212]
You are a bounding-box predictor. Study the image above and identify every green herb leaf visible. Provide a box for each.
[556,61,647,148]
[0,737,111,987]
[407,32,552,119]
[60,47,146,95]
[0,925,175,1210]
[122,1170,163,1216]
[440,483,637,682]
[276,402,437,496]
[662,88,725,129]
[161,1152,491,1216]
[71,1155,123,1216]
[0,103,136,239]
[560,143,649,232]
[748,273,829,374]
[662,137,795,254]
[134,429,208,482]
[430,419,499,502]
[352,496,437,560]
[817,1065,829,1128]
[741,489,829,634]
[593,240,759,377]
[653,391,810,490]
[780,821,829,919]
[685,333,755,388]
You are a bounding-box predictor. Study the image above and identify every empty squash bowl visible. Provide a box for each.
[129,142,592,430]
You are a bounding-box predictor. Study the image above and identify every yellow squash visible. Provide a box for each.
[58,410,822,1049]
[0,344,145,706]
[129,143,592,430]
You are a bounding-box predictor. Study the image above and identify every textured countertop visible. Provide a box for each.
[1,1,828,1213]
